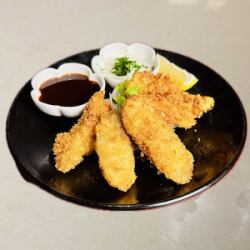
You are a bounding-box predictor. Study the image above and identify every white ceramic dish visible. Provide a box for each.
[91,42,159,88]
[30,63,105,117]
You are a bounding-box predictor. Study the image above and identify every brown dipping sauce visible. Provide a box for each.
[39,73,100,107]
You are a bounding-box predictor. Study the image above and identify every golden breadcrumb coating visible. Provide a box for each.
[135,93,214,129]
[121,95,194,184]
[126,71,215,129]
[53,91,111,173]
[127,71,181,95]
[95,110,136,192]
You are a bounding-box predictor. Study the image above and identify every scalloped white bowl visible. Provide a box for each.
[91,42,159,88]
[30,63,105,117]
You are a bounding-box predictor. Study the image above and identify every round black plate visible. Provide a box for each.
[6,49,247,210]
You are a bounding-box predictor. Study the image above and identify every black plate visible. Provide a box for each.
[6,49,247,210]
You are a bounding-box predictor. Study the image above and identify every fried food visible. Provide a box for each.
[126,71,214,128]
[121,95,194,184]
[53,91,111,173]
[52,70,215,190]
[95,110,136,192]
[127,71,181,95]
[134,93,214,129]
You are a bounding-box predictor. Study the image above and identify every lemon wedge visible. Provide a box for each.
[157,54,198,91]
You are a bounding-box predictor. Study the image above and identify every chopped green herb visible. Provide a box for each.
[112,57,141,76]
[114,95,126,107]
[113,80,140,107]
[115,80,128,94]
[125,86,140,96]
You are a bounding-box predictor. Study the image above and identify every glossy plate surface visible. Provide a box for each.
[6,49,247,210]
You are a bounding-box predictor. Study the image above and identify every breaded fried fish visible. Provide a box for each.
[134,93,214,129]
[121,95,194,184]
[126,71,214,128]
[127,71,181,95]
[53,91,110,173]
[95,110,136,192]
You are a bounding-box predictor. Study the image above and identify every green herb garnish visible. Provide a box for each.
[115,80,128,93]
[125,86,140,96]
[113,80,140,107]
[112,57,141,76]
[114,95,127,107]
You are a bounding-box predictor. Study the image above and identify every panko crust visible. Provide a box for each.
[127,71,181,95]
[121,95,194,184]
[134,93,214,129]
[53,91,111,173]
[126,71,214,129]
[95,110,136,192]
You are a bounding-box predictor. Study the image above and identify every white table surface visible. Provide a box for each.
[0,0,249,249]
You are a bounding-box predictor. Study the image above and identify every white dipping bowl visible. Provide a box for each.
[30,63,105,118]
[91,42,159,88]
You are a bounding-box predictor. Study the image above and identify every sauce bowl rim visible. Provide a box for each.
[30,62,106,117]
